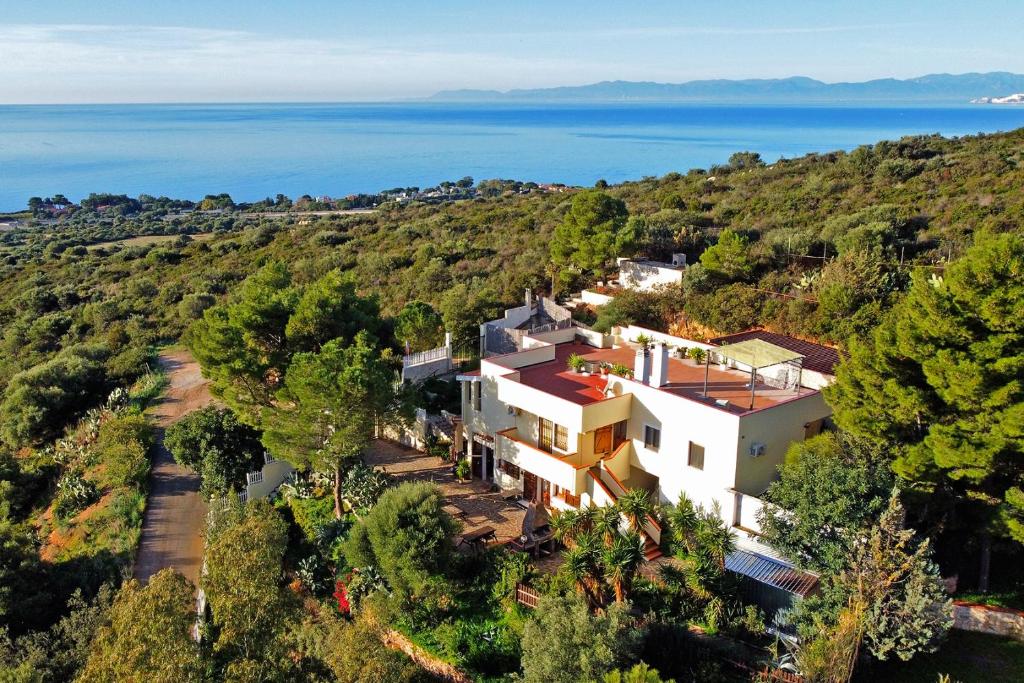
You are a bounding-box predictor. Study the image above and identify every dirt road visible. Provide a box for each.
[133,349,213,587]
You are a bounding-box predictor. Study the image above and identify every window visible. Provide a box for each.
[539,418,553,452]
[688,442,705,470]
[499,460,521,479]
[472,382,481,411]
[539,419,569,452]
[555,424,569,451]
[613,420,628,447]
[643,425,661,451]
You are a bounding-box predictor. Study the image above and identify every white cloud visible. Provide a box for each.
[0,24,611,102]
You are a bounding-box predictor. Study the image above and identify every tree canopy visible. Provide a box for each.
[163,406,264,496]
[758,432,895,574]
[825,233,1024,573]
[261,331,409,517]
[77,569,201,683]
[550,190,630,287]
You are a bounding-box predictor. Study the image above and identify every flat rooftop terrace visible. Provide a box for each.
[513,343,817,414]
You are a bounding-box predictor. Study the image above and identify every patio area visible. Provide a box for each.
[364,439,529,547]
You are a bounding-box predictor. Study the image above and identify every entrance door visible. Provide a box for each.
[523,471,537,501]
[471,456,482,479]
[484,446,495,480]
[594,426,613,454]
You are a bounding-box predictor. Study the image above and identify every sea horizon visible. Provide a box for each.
[3,101,1024,212]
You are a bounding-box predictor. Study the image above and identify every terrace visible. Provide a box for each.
[511,341,816,414]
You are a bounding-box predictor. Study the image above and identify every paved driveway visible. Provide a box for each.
[133,350,212,587]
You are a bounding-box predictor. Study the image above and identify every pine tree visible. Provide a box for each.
[826,232,1024,589]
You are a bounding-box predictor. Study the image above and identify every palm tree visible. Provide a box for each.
[593,503,623,548]
[668,492,699,555]
[694,503,735,570]
[602,530,645,603]
[617,488,652,535]
[573,504,597,537]
[564,532,604,608]
[550,509,579,549]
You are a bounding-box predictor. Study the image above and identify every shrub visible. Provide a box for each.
[288,495,336,543]
[163,407,262,496]
[101,441,149,488]
[520,595,640,683]
[342,481,459,605]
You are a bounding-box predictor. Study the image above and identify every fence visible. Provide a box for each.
[515,583,541,609]
[402,345,452,367]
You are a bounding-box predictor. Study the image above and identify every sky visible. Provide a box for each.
[1,1,1022,103]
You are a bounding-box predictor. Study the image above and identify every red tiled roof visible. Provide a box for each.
[710,330,842,376]
[513,342,816,414]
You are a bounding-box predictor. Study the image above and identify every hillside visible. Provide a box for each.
[429,71,1024,103]
[0,127,1020,422]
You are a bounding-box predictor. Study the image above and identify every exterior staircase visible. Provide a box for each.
[643,537,663,561]
[590,464,664,562]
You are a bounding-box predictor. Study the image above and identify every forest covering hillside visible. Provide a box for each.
[0,127,1022,680]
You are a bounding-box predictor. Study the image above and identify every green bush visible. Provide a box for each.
[342,481,459,605]
[101,441,149,488]
[288,495,335,543]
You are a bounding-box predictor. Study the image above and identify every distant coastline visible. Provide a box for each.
[428,72,1024,104]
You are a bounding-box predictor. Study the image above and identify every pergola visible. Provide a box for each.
[702,339,805,410]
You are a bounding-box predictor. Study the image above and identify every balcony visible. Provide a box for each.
[496,428,594,495]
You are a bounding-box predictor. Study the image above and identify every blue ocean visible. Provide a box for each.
[2,103,1024,211]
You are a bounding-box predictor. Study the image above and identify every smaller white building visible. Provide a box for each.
[616,254,687,291]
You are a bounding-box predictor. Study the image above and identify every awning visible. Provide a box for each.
[457,370,481,382]
[725,549,818,597]
[717,339,803,369]
[472,433,494,446]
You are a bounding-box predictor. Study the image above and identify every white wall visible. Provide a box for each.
[615,325,716,353]
[617,259,685,291]
[245,460,296,501]
[581,289,615,306]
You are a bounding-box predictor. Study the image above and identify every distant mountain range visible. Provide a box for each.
[428,72,1024,104]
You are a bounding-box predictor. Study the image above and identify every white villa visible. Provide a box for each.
[456,320,837,613]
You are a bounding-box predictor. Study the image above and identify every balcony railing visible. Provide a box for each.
[496,428,591,495]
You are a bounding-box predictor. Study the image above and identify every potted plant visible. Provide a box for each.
[688,347,706,365]
[454,458,471,481]
[567,353,586,373]
[610,363,633,379]
[599,362,610,376]
[635,333,653,350]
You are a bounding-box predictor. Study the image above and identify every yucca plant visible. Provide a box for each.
[549,509,575,548]
[593,503,623,548]
[564,532,605,608]
[602,530,645,603]
[617,488,652,535]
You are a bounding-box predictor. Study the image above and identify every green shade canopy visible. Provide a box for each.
[717,339,804,369]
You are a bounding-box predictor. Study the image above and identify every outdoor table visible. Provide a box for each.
[458,525,497,553]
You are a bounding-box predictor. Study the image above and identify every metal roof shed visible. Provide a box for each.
[702,339,805,409]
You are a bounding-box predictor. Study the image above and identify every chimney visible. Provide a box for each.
[525,289,533,309]
[651,342,669,388]
[671,253,687,267]
[634,347,651,384]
